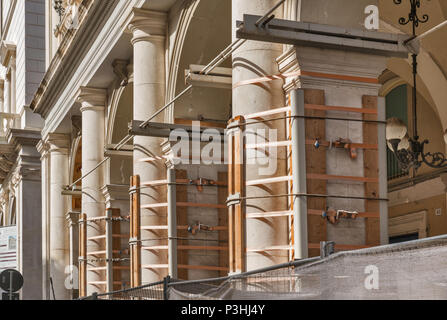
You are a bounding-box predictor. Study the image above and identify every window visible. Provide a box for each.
[386,84,408,180]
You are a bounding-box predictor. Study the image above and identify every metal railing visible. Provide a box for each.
[79,256,320,300]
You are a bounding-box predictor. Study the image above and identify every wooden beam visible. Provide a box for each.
[363,96,381,246]
[218,171,229,277]
[307,173,379,183]
[227,116,246,273]
[305,104,378,115]
[130,175,141,287]
[234,117,245,273]
[308,209,380,219]
[79,213,87,297]
[305,140,378,150]
[245,107,291,119]
[304,89,327,258]
[228,133,235,274]
[175,170,188,280]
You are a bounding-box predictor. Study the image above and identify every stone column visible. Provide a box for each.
[37,140,51,299]
[77,87,107,295]
[4,72,10,114]
[232,0,289,270]
[46,134,71,300]
[10,56,16,115]
[13,143,43,300]
[128,9,167,283]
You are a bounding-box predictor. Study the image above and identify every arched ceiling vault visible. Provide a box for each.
[378,0,447,129]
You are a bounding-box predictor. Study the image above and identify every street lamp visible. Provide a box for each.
[53,0,65,22]
[386,1,447,171]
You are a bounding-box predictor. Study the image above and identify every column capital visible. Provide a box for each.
[127,8,167,44]
[77,87,107,112]
[42,133,70,155]
[36,139,49,157]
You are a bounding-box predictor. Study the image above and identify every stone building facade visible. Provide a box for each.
[0,0,446,300]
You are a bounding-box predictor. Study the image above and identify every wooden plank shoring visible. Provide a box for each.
[304,89,328,258]
[363,96,381,246]
[79,213,87,297]
[130,175,141,287]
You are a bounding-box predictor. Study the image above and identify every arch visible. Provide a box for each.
[69,135,82,211]
[105,81,134,186]
[69,135,82,186]
[166,0,232,124]
[165,0,200,123]
[106,82,134,146]
[9,195,16,226]
[379,76,407,97]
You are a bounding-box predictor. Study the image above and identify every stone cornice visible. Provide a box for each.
[29,0,117,118]
[0,130,41,184]
[12,154,42,183]
[7,128,41,149]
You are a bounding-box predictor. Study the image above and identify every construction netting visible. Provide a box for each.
[81,235,447,300]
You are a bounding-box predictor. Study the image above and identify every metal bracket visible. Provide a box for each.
[320,241,335,259]
[128,186,138,195]
[129,120,226,139]
[237,14,410,58]
[226,193,242,207]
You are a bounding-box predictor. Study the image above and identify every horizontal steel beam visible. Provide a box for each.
[129,120,226,139]
[237,14,410,58]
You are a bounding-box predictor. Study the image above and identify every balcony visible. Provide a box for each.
[0,112,20,137]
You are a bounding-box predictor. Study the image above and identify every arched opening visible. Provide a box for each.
[385,82,446,182]
[167,0,232,280]
[71,137,82,211]
[9,196,16,226]
[109,83,134,186]
[173,0,232,123]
